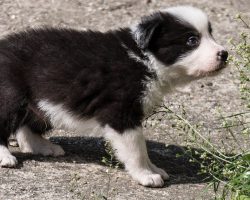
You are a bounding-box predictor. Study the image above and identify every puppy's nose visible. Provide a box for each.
[217,50,228,62]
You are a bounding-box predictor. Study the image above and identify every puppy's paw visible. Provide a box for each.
[138,173,164,187]
[37,142,65,157]
[21,142,65,157]
[0,154,18,168]
[49,143,65,157]
[148,162,169,180]
[17,127,65,157]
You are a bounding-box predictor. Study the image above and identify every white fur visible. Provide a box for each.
[164,6,209,33]
[130,24,144,49]
[38,100,103,137]
[104,126,169,187]
[175,36,224,77]
[0,145,17,167]
[122,42,149,66]
[142,52,196,115]
[16,126,65,156]
[128,50,148,66]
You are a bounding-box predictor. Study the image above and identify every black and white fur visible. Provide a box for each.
[0,6,228,187]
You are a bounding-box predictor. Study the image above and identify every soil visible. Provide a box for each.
[0,0,249,199]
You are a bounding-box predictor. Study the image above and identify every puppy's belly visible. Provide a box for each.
[38,100,104,137]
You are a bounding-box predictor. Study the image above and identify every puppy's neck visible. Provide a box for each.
[118,28,193,115]
[141,52,195,115]
[141,53,175,115]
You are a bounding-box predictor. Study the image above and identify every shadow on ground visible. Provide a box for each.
[13,136,208,186]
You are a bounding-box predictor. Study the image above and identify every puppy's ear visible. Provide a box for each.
[133,13,162,50]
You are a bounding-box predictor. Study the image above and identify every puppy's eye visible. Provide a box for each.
[186,36,199,47]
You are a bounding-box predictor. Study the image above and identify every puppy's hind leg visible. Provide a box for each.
[104,126,169,187]
[16,126,65,157]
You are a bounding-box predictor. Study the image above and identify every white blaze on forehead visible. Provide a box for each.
[164,6,209,33]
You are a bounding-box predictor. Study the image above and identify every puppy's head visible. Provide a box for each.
[132,6,228,80]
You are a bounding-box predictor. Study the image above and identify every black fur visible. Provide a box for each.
[0,12,201,146]
[143,12,200,65]
[208,21,213,35]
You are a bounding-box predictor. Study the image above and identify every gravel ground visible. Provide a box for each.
[0,0,249,199]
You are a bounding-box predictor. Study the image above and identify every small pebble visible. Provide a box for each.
[10,15,16,19]
[206,82,213,86]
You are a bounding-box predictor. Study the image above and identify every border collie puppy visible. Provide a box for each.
[0,6,227,187]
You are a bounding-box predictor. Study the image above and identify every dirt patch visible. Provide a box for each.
[0,0,249,199]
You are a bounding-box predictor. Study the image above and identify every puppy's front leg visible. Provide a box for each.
[0,143,17,167]
[104,126,169,187]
